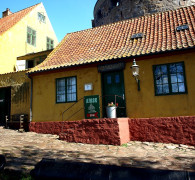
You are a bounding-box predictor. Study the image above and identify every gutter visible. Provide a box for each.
[27,74,33,122]
[27,46,195,76]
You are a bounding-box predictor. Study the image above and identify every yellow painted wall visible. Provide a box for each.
[124,52,195,118]
[32,51,195,122]
[0,3,58,74]
[0,71,30,117]
[32,66,102,122]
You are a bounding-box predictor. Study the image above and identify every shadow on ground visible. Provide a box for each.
[1,144,195,174]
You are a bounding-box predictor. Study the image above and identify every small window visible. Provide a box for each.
[111,0,120,7]
[47,37,54,50]
[27,27,36,46]
[56,77,77,103]
[131,33,144,39]
[153,62,187,95]
[26,60,34,69]
[38,12,46,23]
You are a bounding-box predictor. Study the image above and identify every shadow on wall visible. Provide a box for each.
[12,82,29,104]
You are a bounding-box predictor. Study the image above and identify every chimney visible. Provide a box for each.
[2,8,12,18]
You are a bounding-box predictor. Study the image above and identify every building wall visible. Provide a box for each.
[0,3,58,74]
[0,70,30,117]
[93,0,195,27]
[32,51,195,122]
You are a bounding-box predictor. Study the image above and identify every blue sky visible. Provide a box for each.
[0,0,97,41]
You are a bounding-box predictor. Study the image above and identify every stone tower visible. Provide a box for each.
[92,0,195,27]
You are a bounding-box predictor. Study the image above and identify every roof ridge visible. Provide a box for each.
[67,4,195,36]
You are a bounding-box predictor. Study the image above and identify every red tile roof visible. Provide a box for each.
[29,5,195,74]
[0,3,40,35]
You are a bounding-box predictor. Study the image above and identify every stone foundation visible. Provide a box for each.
[30,116,195,146]
[129,116,195,146]
[30,118,130,146]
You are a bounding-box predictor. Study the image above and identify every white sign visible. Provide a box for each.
[0,99,4,103]
[84,83,93,91]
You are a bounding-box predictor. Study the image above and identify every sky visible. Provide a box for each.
[0,0,97,41]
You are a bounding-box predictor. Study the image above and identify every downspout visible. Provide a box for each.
[27,74,33,122]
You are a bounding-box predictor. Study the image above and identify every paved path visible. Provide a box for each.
[0,127,194,173]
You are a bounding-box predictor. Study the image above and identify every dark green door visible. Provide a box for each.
[102,71,126,117]
[0,88,11,126]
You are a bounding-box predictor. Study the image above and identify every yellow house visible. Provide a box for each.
[0,3,58,74]
[28,5,195,123]
[0,3,58,127]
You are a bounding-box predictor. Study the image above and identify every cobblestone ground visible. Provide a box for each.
[0,127,194,173]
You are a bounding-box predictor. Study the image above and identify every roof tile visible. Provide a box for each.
[0,3,40,35]
[29,5,195,74]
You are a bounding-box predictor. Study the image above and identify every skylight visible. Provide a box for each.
[176,24,189,31]
[131,33,144,39]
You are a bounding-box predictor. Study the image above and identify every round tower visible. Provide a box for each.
[92,0,195,27]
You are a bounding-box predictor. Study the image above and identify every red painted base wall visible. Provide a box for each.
[29,118,130,145]
[129,116,195,146]
[29,116,195,146]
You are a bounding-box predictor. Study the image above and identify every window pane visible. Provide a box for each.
[176,63,183,72]
[32,30,36,36]
[171,74,177,83]
[72,85,76,93]
[177,73,184,82]
[107,76,111,84]
[156,77,162,85]
[156,85,162,94]
[170,64,176,73]
[172,84,178,93]
[162,84,169,94]
[161,65,167,74]
[57,79,65,102]
[162,75,168,84]
[178,83,185,92]
[27,34,31,43]
[72,94,76,101]
[32,36,36,46]
[66,77,76,102]
[154,66,161,76]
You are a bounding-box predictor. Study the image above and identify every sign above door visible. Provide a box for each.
[98,62,125,73]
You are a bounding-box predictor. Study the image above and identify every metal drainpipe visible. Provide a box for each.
[27,75,33,122]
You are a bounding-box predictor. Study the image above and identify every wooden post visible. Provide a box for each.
[5,116,8,129]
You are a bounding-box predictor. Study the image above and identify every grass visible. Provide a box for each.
[121,143,128,147]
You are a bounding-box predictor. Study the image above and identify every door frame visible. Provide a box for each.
[101,70,126,118]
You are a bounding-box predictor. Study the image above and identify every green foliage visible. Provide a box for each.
[0,170,33,180]
[121,143,128,147]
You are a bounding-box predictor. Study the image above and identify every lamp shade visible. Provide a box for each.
[131,59,139,77]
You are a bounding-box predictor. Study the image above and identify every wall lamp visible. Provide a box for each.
[131,59,140,91]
